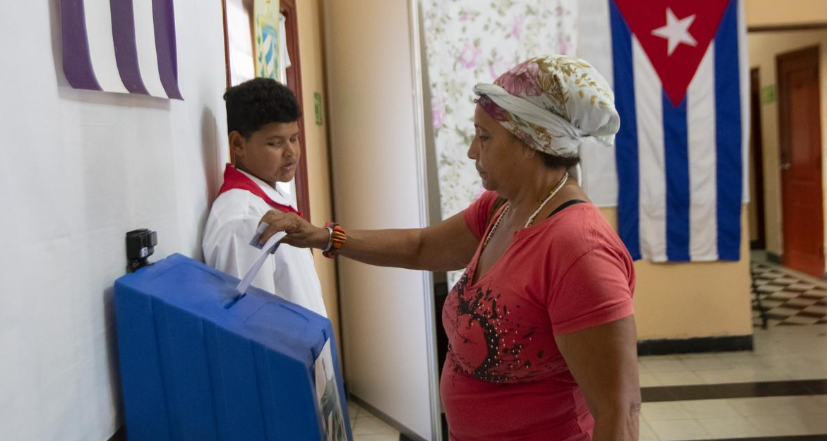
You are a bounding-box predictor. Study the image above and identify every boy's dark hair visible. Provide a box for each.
[224,78,302,137]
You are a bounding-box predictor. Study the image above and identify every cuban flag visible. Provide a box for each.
[579,0,749,262]
[59,0,183,100]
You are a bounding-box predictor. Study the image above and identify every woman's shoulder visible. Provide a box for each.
[537,202,628,257]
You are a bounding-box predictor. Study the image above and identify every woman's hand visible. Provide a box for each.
[258,210,329,250]
[256,208,479,271]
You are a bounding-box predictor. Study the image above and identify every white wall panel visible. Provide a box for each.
[323,1,440,439]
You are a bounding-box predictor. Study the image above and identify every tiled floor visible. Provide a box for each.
[752,261,827,327]
[638,324,827,440]
[347,400,402,441]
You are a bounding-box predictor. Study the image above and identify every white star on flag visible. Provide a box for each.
[651,8,697,56]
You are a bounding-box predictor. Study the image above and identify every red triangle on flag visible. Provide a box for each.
[613,0,731,107]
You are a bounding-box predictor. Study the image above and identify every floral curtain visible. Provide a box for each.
[421,0,579,220]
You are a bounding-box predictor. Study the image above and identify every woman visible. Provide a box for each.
[258,55,640,441]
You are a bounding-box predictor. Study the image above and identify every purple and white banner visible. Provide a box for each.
[60,0,183,100]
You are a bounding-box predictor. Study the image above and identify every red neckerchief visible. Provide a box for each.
[218,164,304,218]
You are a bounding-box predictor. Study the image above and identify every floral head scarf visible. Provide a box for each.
[474,55,620,158]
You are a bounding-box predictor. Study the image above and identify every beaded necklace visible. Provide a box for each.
[481,172,569,250]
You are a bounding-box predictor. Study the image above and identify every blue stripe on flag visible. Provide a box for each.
[715,0,743,260]
[610,0,641,260]
[663,94,691,261]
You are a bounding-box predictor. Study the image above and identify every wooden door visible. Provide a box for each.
[777,46,824,277]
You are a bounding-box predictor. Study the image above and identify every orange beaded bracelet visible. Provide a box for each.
[323,222,347,258]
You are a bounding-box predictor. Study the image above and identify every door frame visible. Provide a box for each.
[279,0,312,220]
[220,0,312,220]
[750,68,767,250]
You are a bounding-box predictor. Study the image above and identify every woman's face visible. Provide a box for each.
[468,104,525,192]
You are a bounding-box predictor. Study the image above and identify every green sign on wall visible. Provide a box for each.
[314,92,323,125]
[760,85,776,104]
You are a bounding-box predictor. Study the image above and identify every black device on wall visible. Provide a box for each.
[126,229,157,273]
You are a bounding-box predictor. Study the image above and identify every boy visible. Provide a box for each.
[202,78,327,317]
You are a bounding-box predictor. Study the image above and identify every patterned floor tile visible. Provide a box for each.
[752,261,827,328]
[785,298,820,308]
[787,283,817,291]
[757,284,784,293]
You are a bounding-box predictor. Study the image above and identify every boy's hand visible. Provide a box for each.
[258,210,329,250]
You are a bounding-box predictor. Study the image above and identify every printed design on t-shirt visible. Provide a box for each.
[447,272,542,384]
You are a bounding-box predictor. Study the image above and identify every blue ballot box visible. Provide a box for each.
[114,253,352,441]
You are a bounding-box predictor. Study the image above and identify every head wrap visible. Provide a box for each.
[474,55,620,183]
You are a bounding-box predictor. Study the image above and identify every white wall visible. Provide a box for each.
[324,0,441,439]
[0,1,228,439]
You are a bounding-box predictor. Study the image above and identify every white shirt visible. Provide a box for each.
[202,168,328,317]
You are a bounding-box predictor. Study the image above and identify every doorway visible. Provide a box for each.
[749,68,767,250]
[777,45,824,278]
[221,0,312,219]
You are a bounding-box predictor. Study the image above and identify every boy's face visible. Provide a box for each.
[230,121,301,186]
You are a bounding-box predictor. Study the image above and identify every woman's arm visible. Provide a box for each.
[555,316,641,441]
[257,209,480,272]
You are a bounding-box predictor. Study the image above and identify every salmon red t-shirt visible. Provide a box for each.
[440,191,636,441]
